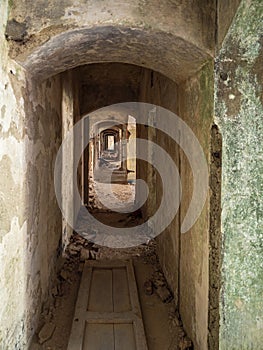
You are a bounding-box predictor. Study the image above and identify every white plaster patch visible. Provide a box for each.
[0,136,25,185]
[0,218,27,347]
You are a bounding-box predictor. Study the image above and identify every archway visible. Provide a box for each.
[1,6,220,349]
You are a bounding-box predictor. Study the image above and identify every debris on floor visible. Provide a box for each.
[151,270,174,303]
[144,279,154,295]
[30,232,193,350]
[168,306,193,350]
[38,322,56,345]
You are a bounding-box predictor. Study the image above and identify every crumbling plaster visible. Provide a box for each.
[1,1,63,348]
[0,1,28,347]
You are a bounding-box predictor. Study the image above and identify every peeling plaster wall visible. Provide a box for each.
[0,0,28,348]
[0,1,63,345]
[178,61,214,350]
[216,1,263,348]
[21,74,62,348]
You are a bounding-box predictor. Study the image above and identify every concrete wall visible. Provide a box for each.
[178,61,214,350]
[138,65,215,350]
[216,1,263,348]
[22,74,62,349]
[6,0,214,83]
[61,70,80,249]
[0,2,63,346]
[139,69,181,300]
[78,63,141,116]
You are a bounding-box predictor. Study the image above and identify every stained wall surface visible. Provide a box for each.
[1,0,262,349]
[1,2,63,348]
[216,1,263,348]
[6,0,214,83]
[0,1,28,347]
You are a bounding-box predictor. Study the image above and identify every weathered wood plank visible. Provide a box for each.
[113,267,131,312]
[114,323,136,350]
[68,260,148,350]
[126,260,148,350]
[83,323,114,350]
[88,268,113,312]
[67,264,93,349]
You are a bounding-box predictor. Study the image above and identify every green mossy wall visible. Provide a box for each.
[216,1,263,348]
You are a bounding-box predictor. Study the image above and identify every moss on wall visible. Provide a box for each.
[216,1,263,348]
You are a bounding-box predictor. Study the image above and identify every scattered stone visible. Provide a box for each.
[90,250,97,260]
[66,264,73,272]
[73,234,86,245]
[57,282,65,297]
[80,247,90,261]
[144,280,153,295]
[38,322,56,344]
[67,243,80,256]
[153,270,166,286]
[155,284,173,303]
[55,297,62,308]
[169,307,182,327]
[51,286,58,297]
[92,245,99,252]
[60,270,70,281]
[179,336,192,350]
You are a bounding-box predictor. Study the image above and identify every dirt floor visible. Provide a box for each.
[30,233,192,350]
[89,181,135,212]
[30,183,192,349]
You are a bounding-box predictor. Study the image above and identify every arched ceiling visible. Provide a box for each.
[7,0,215,82]
[16,25,211,82]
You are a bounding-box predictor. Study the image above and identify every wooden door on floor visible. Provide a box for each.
[68,259,148,350]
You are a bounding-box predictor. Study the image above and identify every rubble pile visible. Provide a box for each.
[168,306,193,350]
